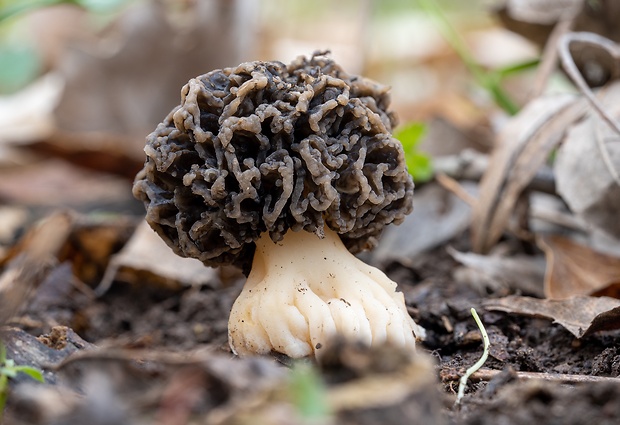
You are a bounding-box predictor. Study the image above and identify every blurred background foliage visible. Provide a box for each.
[0,0,553,186]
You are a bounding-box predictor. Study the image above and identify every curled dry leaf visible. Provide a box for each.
[498,1,620,87]
[483,295,620,338]
[555,80,620,240]
[498,0,582,26]
[471,95,587,253]
[538,234,620,299]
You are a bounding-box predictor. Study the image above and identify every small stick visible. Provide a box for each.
[470,367,620,384]
[435,172,476,206]
[529,13,576,100]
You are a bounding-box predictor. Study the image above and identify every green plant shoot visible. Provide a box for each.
[393,122,433,183]
[288,362,330,422]
[456,308,489,405]
[0,342,45,417]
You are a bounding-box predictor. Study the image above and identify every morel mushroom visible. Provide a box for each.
[133,53,421,358]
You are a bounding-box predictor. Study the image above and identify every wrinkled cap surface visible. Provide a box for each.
[133,53,414,273]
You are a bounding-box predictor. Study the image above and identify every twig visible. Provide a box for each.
[558,32,620,187]
[435,172,476,206]
[50,347,228,371]
[470,367,620,384]
[529,13,576,100]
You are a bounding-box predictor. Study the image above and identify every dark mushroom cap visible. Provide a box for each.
[133,53,414,273]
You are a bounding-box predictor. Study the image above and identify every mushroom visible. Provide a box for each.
[133,53,421,358]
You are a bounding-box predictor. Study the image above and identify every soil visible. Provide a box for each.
[3,228,620,425]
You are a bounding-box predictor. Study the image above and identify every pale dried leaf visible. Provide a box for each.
[99,221,219,292]
[555,81,620,239]
[538,234,620,299]
[372,182,475,265]
[448,247,546,296]
[0,74,62,146]
[483,295,620,338]
[471,95,587,253]
[502,0,582,25]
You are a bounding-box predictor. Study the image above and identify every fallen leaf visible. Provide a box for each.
[471,94,587,253]
[555,81,620,240]
[60,215,138,286]
[0,211,73,324]
[483,295,620,338]
[538,234,620,299]
[372,182,475,265]
[97,220,219,294]
[448,247,546,296]
[0,159,133,210]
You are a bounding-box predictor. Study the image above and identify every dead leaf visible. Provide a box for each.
[507,0,582,24]
[555,81,620,240]
[97,220,219,294]
[0,159,133,209]
[0,74,62,147]
[538,234,620,299]
[471,95,587,253]
[372,182,475,265]
[448,247,546,296]
[483,295,620,338]
[60,215,138,286]
[0,211,73,323]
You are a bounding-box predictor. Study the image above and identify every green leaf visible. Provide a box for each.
[394,122,434,182]
[407,151,434,183]
[493,58,540,80]
[393,122,426,152]
[0,368,16,379]
[13,366,44,383]
[0,42,41,94]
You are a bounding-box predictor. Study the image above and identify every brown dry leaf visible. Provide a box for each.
[61,215,138,286]
[538,234,620,299]
[0,211,73,324]
[483,295,620,338]
[471,95,587,253]
[0,159,132,210]
[97,220,219,294]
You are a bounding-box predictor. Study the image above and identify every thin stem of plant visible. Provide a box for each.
[529,13,576,101]
[456,308,490,405]
[417,0,519,115]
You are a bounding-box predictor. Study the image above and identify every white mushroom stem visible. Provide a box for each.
[228,227,421,358]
